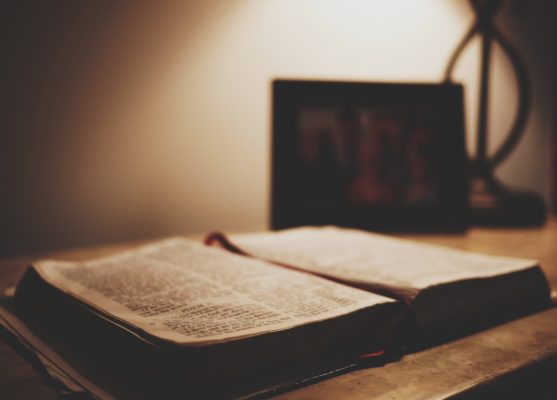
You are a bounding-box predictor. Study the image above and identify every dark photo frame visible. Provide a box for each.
[271,79,469,231]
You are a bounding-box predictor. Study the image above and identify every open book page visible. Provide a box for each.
[29,238,394,346]
[228,227,538,291]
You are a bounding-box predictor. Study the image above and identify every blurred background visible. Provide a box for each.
[1,0,556,256]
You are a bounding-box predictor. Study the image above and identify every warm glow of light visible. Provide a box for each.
[3,0,553,254]
[155,0,470,231]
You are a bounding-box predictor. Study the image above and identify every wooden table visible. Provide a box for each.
[1,219,557,399]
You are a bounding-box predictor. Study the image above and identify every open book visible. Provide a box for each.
[13,227,551,398]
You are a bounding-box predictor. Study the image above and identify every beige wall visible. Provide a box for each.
[1,0,555,255]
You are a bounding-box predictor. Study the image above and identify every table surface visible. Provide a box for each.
[1,219,557,399]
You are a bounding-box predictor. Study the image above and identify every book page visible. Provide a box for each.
[229,227,537,291]
[31,238,393,345]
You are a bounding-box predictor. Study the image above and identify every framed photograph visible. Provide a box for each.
[271,79,469,231]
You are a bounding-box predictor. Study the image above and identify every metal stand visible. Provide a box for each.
[444,0,545,226]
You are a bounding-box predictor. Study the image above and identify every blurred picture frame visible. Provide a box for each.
[271,79,469,231]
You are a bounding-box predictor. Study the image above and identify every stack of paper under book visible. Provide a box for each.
[5,226,551,399]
